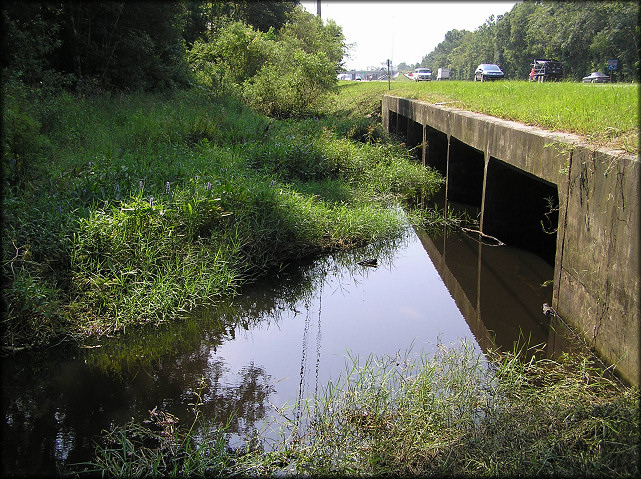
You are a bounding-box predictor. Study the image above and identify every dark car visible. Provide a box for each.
[474,63,504,81]
[582,72,610,83]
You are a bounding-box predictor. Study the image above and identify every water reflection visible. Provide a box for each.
[416,225,553,353]
[2,224,565,476]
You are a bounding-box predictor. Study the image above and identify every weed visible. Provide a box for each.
[78,378,235,477]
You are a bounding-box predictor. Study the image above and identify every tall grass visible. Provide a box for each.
[81,343,639,477]
[2,84,442,347]
[292,342,639,476]
[334,80,638,153]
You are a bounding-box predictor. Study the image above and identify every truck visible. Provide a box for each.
[529,59,563,82]
[413,68,432,81]
[436,68,450,80]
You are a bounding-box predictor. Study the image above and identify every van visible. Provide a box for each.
[413,68,432,81]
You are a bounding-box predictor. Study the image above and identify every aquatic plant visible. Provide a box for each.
[290,342,639,476]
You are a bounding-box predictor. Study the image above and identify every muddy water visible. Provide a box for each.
[2,223,557,476]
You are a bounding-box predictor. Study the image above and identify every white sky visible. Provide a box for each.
[300,1,519,70]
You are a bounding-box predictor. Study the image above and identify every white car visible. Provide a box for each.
[413,68,432,81]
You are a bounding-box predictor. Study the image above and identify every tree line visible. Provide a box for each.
[1,0,346,116]
[410,1,639,81]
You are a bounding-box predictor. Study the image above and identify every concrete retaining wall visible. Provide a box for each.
[382,95,639,386]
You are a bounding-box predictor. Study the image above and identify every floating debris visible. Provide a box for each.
[357,258,378,267]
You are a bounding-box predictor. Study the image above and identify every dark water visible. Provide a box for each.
[1,222,559,476]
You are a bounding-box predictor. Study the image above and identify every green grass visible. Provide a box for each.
[292,342,639,476]
[331,80,639,153]
[2,84,443,347]
[80,342,639,477]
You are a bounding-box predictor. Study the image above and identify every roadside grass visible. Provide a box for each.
[2,85,442,347]
[332,79,638,154]
[80,342,639,477]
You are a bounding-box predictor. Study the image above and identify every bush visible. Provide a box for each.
[244,50,338,118]
[187,6,346,118]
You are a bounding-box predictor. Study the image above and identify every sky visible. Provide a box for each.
[300,1,519,70]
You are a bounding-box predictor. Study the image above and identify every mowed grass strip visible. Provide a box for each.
[335,80,638,154]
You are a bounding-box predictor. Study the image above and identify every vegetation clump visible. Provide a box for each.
[294,344,639,477]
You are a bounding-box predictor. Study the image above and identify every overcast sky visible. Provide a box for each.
[300,1,519,70]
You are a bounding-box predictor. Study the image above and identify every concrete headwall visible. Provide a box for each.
[382,95,640,386]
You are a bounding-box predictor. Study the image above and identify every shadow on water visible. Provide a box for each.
[2,219,575,476]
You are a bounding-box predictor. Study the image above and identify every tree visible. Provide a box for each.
[244,6,345,116]
[2,1,191,92]
[187,5,346,117]
[1,2,68,86]
[414,0,639,82]
[419,29,468,74]
[182,0,298,46]
[279,6,346,71]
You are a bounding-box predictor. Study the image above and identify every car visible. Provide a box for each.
[582,72,610,83]
[474,63,504,82]
[413,68,432,81]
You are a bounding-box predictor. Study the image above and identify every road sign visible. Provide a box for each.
[607,59,618,71]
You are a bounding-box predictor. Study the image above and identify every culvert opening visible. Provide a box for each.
[425,126,448,176]
[396,113,409,138]
[388,110,398,135]
[406,119,423,162]
[482,157,559,265]
[447,137,485,208]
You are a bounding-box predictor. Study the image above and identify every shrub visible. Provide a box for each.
[187,6,346,118]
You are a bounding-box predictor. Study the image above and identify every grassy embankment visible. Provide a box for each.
[336,78,639,154]
[2,85,442,349]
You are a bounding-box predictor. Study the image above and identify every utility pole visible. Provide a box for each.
[317,0,321,17]
[387,59,391,90]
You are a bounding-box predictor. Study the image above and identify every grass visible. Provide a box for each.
[81,378,237,477]
[1,84,443,348]
[293,342,639,476]
[331,79,639,154]
[79,342,639,477]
